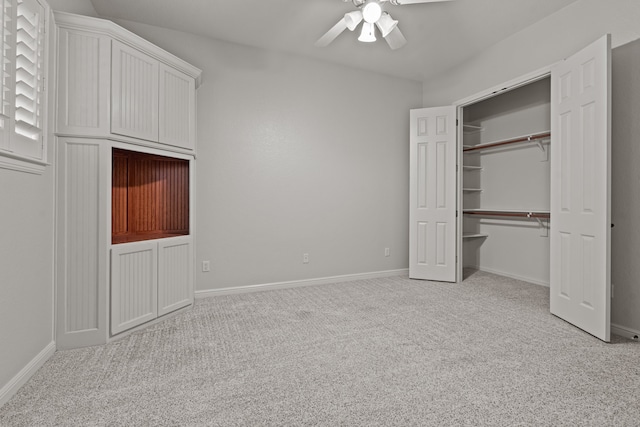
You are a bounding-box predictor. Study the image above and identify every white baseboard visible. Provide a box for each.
[467,266,550,288]
[611,323,640,341]
[0,341,56,408]
[196,268,409,299]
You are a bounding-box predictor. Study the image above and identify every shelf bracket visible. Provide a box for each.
[531,136,550,162]
[534,216,549,237]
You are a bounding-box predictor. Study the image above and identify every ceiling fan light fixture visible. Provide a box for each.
[376,12,398,38]
[358,21,377,42]
[362,1,382,23]
[344,10,364,31]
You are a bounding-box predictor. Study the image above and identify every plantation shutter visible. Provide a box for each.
[12,0,44,156]
[0,0,12,150]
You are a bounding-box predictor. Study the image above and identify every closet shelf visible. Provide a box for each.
[463,165,482,171]
[463,233,488,239]
[463,188,482,192]
[463,131,551,153]
[463,124,484,134]
[463,209,550,219]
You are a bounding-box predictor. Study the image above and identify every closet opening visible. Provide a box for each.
[458,76,552,286]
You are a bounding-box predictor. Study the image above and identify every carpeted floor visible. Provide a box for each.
[1,271,639,426]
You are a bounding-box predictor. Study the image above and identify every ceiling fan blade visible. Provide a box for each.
[315,18,348,47]
[393,0,453,4]
[383,26,407,50]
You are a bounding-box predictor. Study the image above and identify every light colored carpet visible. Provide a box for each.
[1,271,639,426]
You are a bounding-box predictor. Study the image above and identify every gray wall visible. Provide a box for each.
[611,39,640,333]
[422,0,640,334]
[106,20,423,291]
[422,0,640,107]
[0,140,55,390]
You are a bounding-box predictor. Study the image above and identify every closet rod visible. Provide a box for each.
[463,210,550,219]
[463,131,551,152]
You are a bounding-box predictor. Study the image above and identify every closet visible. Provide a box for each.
[461,78,551,286]
[409,35,612,341]
[54,12,201,349]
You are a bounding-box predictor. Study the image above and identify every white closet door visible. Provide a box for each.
[550,35,611,341]
[409,107,457,282]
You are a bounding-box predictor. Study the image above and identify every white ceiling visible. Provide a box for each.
[89,0,579,82]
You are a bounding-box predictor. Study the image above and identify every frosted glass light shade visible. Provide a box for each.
[362,1,382,23]
[344,10,363,31]
[358,22,376,42]
[376,13,398,38]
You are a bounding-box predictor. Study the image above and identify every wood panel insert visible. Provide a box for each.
[112,148,189,244]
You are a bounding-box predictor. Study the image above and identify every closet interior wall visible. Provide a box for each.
[462,78,552,286]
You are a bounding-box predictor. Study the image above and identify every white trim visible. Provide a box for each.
[468,266,550,288]
[0,341,55,408]
[55,134,196,158]
[611,323,640,341]
[0,152,49,174]
[196,269,409,299]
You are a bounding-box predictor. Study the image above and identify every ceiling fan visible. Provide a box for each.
[316,0,453,50]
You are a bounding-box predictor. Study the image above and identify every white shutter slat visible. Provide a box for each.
[12,0,43,141]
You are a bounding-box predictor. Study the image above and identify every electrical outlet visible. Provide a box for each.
[202,260,210,272]
[303,253,309,264]
[384,248,390,257]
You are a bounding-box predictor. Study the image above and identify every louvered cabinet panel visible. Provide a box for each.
[159,64,196,150]
[111,240,158,335]
[158,236,193,316]
[56,28,111,136]
[111,40,159,142]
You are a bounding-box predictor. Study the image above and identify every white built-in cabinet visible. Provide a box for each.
[55,12,201,349]
[410,35,612,342]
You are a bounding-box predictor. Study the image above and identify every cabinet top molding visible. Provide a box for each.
[54,12,203,88]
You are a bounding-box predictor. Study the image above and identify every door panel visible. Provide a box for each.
[159,64,196,150]
[111,40,159,142]
[111,241,158,335]
[550,35,611,341]
[158,236,193,316]
[409,107,457,282]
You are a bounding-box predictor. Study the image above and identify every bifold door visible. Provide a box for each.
[550,35,611,342]
[409,107,457,282]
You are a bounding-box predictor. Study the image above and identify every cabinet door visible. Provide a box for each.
[158,236,193,316]
[159,64,196,150]
[56,28,111,136]
[111,240,158,335]
[409,106,457,282]
[111,40,159,142]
